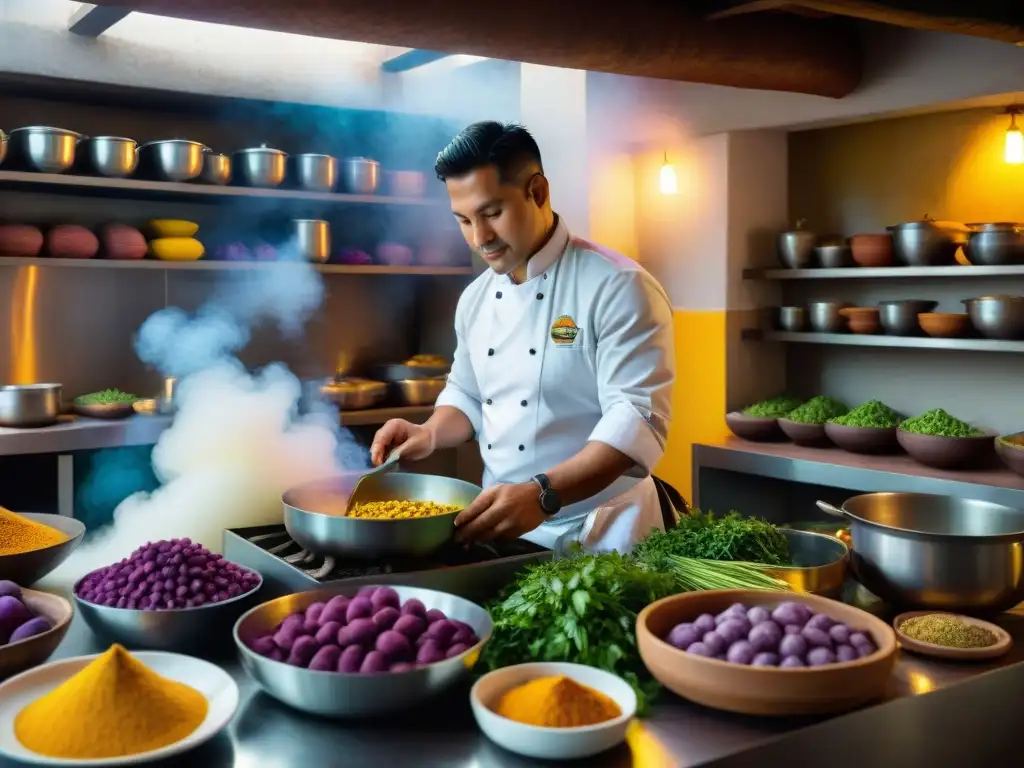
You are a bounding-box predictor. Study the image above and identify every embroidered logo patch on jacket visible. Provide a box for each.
[550,315,580,345]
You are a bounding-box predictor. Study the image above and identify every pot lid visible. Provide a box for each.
[11,126,81,136]
[84,136,137,143]
[235,144,286,155]
[967,222,1022,231]
[962,295,1024,303]
[140,139,208,148]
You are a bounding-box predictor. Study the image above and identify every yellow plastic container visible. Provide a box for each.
[149,237,205,261]
[147,219,199,238]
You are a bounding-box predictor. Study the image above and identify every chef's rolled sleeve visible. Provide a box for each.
[587,270,675,475]
[434,298,483,436]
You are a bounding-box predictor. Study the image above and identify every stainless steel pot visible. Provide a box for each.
[808,301,850,333]
[814,244,850,268]
[293,219,330,263]
[0,384,62,428]
[140,140,207,182]
[80,136,137,178]
[10,127,80,173]
[962,295,1024,340]
[233,146,287,188]
[887,218,967,266]
[964,223,1024,266]
[200,150,231,185]
[777,221,815,269]
[283,473,482,558]
[342,157,380,195]
[293,153,337,192]
[818,493,1024,612]
[877,299,937,336]
[393,377,446,406]
[776,306,807,332]
[318,377,387,410]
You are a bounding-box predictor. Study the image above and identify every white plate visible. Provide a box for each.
[0,651,239,766]
[470,662,637,761]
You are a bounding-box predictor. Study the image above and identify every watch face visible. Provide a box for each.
[541,489,562,515]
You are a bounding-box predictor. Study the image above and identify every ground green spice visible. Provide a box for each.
[899,408,983,438]
[742,395,803,418]
[75,389,137,406]
[900,614,996,649]
[785,396,849,425]
[828,400,901,428]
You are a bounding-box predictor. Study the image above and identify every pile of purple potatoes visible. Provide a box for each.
[665,601,880,668]
[247,586,482,674]
[0,581,53,646]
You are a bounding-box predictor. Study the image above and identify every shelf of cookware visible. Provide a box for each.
[742,329,1024,354]
[0,256,474,277]
[0,406,432,457]
[693,438,1024,510]
[0,170,445,207]
[743,265,1024,280]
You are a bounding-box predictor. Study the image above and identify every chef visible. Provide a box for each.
[370,121,675,554]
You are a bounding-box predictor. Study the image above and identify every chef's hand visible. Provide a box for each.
[370,419,435,465]
[455,482,545,544]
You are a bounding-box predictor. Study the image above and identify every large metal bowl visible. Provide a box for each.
[964,223,1024,266]
[9,126,80,173]
[878,299,938,336]
[888,220,965,266]
[234,584,492,718]
[80,136,138,178]
[818,493,1024,612]
[283,473,482,559]
[393,378,446,406]
[0,383,62,428]
[808,301,850,333]
[140,140,206,182]
[233,146,287,188]
[962,295,1024,340]
[0,513,85,585]
[73,570,264,654]
[767,528,849,598]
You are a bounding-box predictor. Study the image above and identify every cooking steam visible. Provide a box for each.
[49,239,362,589]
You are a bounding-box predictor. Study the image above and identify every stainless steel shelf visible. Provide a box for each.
[744,265,1024,280]
[0,256,473,276]
[743,329,1024,353]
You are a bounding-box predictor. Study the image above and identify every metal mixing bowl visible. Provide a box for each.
[888,220,964,266]
[80,136,138,178]
[234,584,493,718]
[393,377,446,406]
[808,301,850,333]
[962,295,1024,340]
[767,529,849,598]
[814,244,851,268]
[0,513,85,586]
[342,157,380,194]
[819,493,1024,612]
[233,146,287,188]
[9,126,80,173]
[0,384,62,428]
[878,299,938,336]
[283,473,482,559]
[777,230,815,269]
[964,223,1024,266]
[200,151,231,185]
[140,140,207,182]
[74,572,264,654]
[776,306,807,332]
[293,153,338,192]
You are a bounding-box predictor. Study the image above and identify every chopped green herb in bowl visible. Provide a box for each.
[783,396,849,425]
[899,408,983,438]
[828,400,901,429]
[75,389,138,406]
[741,396,803,419]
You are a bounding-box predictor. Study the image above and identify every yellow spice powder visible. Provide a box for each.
[495,675,622,728]
[15,644,208,759]
[0,507,69,556]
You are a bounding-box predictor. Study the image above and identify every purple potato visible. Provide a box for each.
[250,635,277,656]
[309,644,342,671]
[783,624,801,635]
[748,620,783,653]
[856,644,876,659]
[0,581,21,600]
[8,618,51,643]
[315,621,342,646]
[829,624,852,646]
[836,644,858,663]
[746,606,771,626]
[446,643,470,658]
[281,613,305,631]
[693,613,716,634]
[286,635,320,667]
[805,612,836,632]
[702,631,727,656]
[319,595,350,625]
[400,598,427,618]
[752,652,780,667]
[667,623,700,651]
[450,629,477,647]
[780,655,805,668]
[356,585,379,599]
[727,640,756,665]
[425,619,457,646]
[425,608,447,624]
[337,645,365,673]
[685,642,713,657]
[305,602,327,625]
[715,605,747,626]
[848,632,874,651]
[807,647,837,666]
[301,617,321,635]
[717,618,751,645]
[771,602,812,628]
[342,617,377,647]
[346,596,374,623]
[390,662,415,672]
[416,640,445,665]
[393,614,426,641]
[0,596,31,640]
[370,587,400,612]
[801,626,833,650]
[779,633,808,659]
[267,647,285,662]
[273,623,303,651]
[376,630,412,661]
[373,607,401,632]
[360,650,389,673]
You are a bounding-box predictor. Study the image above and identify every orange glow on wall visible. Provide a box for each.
[9,266,39,384]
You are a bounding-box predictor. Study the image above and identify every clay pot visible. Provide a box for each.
[919,312,970,338]
[839,307,881,335]
[849,234,894,268]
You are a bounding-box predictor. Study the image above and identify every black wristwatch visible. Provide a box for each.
[532,473,562,516]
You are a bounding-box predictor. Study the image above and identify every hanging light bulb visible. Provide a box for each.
[659,151,678,195]
[1006,108,1023,165]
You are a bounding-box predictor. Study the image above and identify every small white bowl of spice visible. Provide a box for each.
[470,661,637,761]
[893,611,1012,661]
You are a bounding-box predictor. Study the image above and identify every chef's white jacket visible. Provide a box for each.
[435,217,675,554]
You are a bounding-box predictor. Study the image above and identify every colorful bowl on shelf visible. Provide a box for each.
[777,419,831,447]
[897,429,996,470]
[725,412,786,442]
[0,587,74,681]
[839,307,881,335]
[995,434,1024,478]
[849,234,894,268]
[824,423,900,455]
[636,590,897,717]
[919,312,970,338]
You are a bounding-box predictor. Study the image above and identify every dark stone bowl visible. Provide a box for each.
[897,429,996,470]
[725,412,785,442]
[778,419,831,447]
[824,423,900,455]
[995,435,1024,478]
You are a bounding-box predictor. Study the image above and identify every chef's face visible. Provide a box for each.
[446,165,550,277]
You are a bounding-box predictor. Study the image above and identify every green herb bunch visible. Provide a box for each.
[742,395,803,418]
[74,389,138,406]
[784,396,849,425]
[899,408,983,438]
[635,510,790,567]
[828,399,901,428]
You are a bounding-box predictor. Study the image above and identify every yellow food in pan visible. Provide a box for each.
[347,500,461,520]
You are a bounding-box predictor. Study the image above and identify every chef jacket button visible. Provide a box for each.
[486,399,493,405]
[543,273,548,279]
[488,348,495,356]
[487,444,491,449]
[518,444,525,451]
[536,293,544,300]
[529,348,536,355]
[521,400,527,407]
[496,291,502,299]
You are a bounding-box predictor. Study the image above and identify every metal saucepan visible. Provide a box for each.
[200,150,231,185]
[342,157,380,195]
[767,529,849,598]
[233,145,287,188]
[293,219,331,263]
[887,217,968,266]
[963,223,1024,266]
[139,140,207,182]
[293,153,338,192]
[9,127,81,174]
[318,377,387,411]
[283,473,482,559]
[393,377,446,406]
[818,493,1024,612]
[80,136,138,178]
[0,384,62,428]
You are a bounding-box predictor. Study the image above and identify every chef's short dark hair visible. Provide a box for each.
[434,121,544,182]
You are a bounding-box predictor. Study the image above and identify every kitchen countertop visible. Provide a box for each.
[3,602,1024,768]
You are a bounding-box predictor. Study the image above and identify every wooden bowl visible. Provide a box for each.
[893,611,1011,661]
[0,587,73,681]
[919,312,969,338]
[897,429,995,470]
[824,423,901,454]
[839,307,881,334]
[725,412,785,442]
[995,434,1024,477]
[849,234,894,267]
[777,419,831,447]
[637,590,897,716]
[73,401,136,420]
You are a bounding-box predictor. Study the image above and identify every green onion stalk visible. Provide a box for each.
[665,555,791,593]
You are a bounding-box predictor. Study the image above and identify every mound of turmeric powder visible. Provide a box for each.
[495,675,622,728]
[0,507,69,556]
[15,644,208,759]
